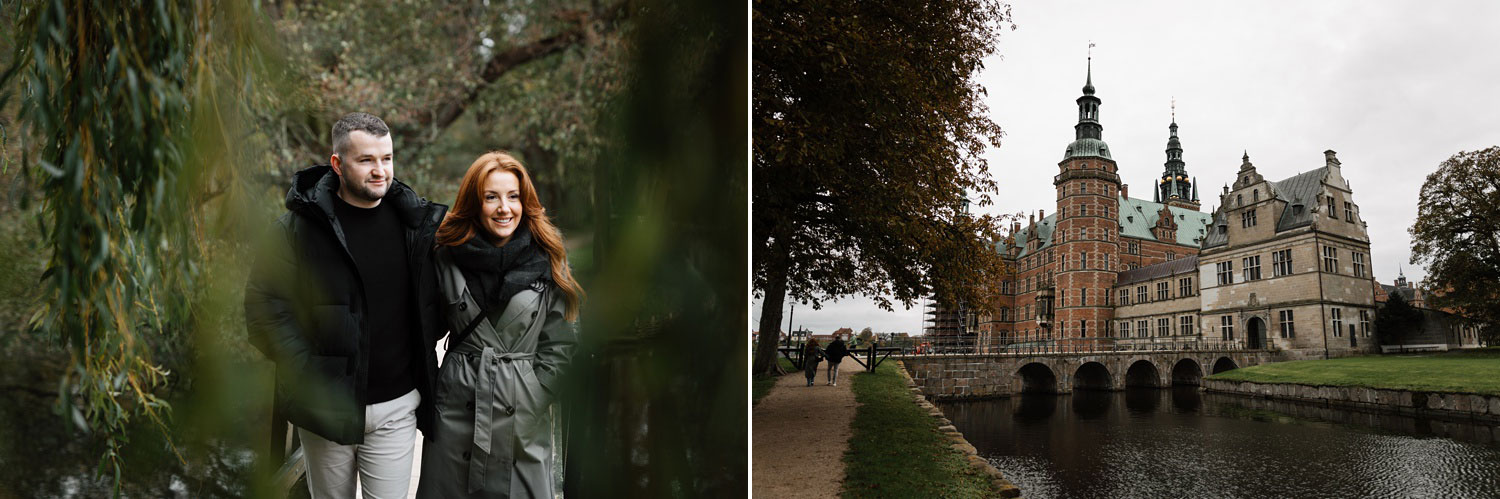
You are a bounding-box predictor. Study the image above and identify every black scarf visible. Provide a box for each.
[449,223,551,319]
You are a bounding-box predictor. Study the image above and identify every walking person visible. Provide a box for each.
[824,335,849,386]
[245,112,448,498]
[803,339,823,387]
[417,152,584,498]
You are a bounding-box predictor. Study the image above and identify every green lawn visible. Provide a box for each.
[752,357,797,407]
[1208,348,1500,396]
[841,363,994,498]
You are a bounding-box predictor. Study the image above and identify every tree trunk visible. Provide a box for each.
[752,240,792,376]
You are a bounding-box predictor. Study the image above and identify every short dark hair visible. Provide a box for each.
[331,112,391,157]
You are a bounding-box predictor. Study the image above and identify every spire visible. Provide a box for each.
[1159,103,1191,203]
[1063,48,1108,160]
[1083,44,1095,95]
[1192,177,1198,201]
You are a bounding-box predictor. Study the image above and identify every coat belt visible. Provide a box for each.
[468,346,535,493]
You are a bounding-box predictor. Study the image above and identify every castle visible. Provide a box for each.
[963,60,1380,359]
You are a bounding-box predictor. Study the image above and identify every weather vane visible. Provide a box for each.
[1172,97,1176,121]
[1088,41,1095,59]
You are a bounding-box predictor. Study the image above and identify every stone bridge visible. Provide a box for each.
[900,350,1279,399]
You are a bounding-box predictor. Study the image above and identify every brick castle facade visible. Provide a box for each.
[959,61,1380,359]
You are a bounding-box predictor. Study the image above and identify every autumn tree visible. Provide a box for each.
[751,0,1013,375]
[1409,146,1500,344]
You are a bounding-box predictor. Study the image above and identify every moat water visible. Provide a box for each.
[939,387,1500,498]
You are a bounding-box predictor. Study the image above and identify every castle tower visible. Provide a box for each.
[1158,106,1200,210]
[1052,55,1120,348]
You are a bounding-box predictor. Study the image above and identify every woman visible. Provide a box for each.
[823,335,848,386]
[418,152,584,498]
[802,338,822,387]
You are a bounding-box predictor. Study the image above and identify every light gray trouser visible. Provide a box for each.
[827,359,841,384]
[298,388,421,499]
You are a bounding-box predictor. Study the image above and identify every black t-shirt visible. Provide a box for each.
[333,195,415,404]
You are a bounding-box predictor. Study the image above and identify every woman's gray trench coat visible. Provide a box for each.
[417,248,573,498]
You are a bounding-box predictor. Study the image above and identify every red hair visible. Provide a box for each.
[436,151,584,320]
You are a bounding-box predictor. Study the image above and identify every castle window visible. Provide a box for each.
[1322,246,1339,273]
[1237,194,1243,206]
[1241,208,1257,228]
[1137,320,1149,339]
[1253,189,1260,202]
[1353,252,1366,278]
[1137,285,1148,303]
[1242,255,1262,281]
[1327,196,1337,217]
[1331,308,1343,337]
[1344,202,1355,222]
[1279,310,1296,338]
[1180,315,1194,336]
[1119,288,1129,306]
[1156,281,1170,300]
[1127,242,1139,254]
[1120,321,1131,338]
[1273,249,1293,276]
[1359,310,1371,337]
[1179,277,1194,296]
[1157,318,1170,337]
[1216,261,1234,285]
[1221,315,1235,341]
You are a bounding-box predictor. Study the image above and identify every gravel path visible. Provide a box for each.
[752,355,862,498]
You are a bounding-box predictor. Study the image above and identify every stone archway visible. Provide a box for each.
[1171,358,1204,386]
[1124,359,1161,388]
[1017,362,1059,394]
[1246,317,1266,350]
[1211,356,1239,374]
[1073,362,1113,391]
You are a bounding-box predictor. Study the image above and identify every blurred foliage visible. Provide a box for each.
[560,0,745,495]
[0,1,290,490]
[751,0,1014,375]
[1409,146,1500,345]
[2,0,744,496]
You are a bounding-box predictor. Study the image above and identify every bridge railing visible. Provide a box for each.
[892,337,1260,357]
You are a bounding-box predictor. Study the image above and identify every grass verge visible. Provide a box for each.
[752,357,797,407]
[1208,348,1500,396]
[841,362,992,498]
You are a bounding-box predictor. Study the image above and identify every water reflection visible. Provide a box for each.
[941,388,1500,498]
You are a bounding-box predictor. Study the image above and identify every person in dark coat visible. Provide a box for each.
[244,113,448,498]
[803,339,823,387]
[824,336,850,386]
[417,152,584,498]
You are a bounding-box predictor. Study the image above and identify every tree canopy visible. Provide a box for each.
[751,0,1013,374]
[1409,146,1500,344]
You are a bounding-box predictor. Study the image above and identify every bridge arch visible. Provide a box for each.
[1171,358,1204,386]
[1072,362,1113,391]
[1017,362,1059,394]
[1124,359,1162,387]
[1211,356,1239,374]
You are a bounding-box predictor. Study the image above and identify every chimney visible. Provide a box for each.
[1324,149,1340,167]
[1039,209,1046,220]
[1122,183,1129,199]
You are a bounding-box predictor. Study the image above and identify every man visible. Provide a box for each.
[246,112,447,498]
[824,334,849,386]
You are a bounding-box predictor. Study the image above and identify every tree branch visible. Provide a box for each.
[413,2,628,150]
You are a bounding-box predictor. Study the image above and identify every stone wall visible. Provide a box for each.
[1203,379,1500,423]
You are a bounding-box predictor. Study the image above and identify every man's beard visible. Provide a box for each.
[343,175,389,203]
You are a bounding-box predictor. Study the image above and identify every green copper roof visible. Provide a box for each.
[1014,213,1058,257]
[1064,138,1112,160]
[1117,196,1213,247]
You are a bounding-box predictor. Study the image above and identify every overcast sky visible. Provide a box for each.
[753,0,1500,335]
